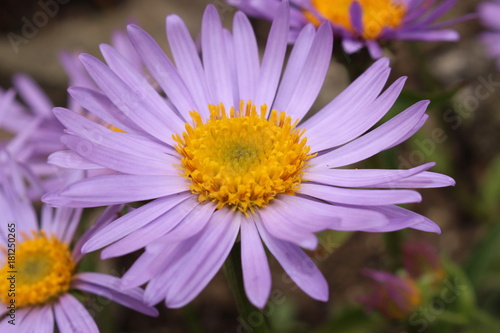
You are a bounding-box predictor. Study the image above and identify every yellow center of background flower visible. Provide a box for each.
[174,102,314,214]
[0,231,75,307]
[306,0,406,39]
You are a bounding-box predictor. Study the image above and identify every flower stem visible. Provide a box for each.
[224,242,272,333]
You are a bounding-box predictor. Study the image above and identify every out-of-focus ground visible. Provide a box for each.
[1,0,499,332]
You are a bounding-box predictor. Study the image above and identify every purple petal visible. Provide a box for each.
[54,294,98,333]
[306,162,435,188]
[13,74,53,117]
[202,5,235,108]
[370,171,456,188]
[126,25,199,118]
[72,272,159,316]
[254,0,290,109]
[233,11,260,102]
[241,216,272,308]
[82,192,191,253]
[79,53,184,143]
[300,183,422,206]
[166,14,212,118]
[42,174,189,207]
[255,215,328,301]
[164,209,241,308]
[313,100,429,168]
[100,195,201,258]
[274,22,333,120]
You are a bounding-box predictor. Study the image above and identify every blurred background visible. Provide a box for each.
[1,0,499,332]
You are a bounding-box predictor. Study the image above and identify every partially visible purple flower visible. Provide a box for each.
[479,1,500,69]
[228,0,473,58]
[403,239,444,282]
[43,3,454,309]
[361,269,421,320]
[0,151,158,332]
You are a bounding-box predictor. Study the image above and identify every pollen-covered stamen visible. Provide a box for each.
[305,0,406,39]
[173,101,314,215]
[0,231,75,307]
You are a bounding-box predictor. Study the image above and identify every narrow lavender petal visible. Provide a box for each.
[100,196,200,258]
[202,5,235,109]
[303,58,391,149]
[275,22,333,120]
[272,24,315,111]
[100,42,190,124]
[233,11,261,102]
[54,208,83,244]
[82,193,190,253]
[48,150,104,170]
[387,114,429,149]
[479,2,500,30]
[300,183,422,206]
[53,300,75,333]
[278,195,389,231]
[34,305,54,333]
[307,76,407,152]
[60,134,175,176]
[52,107,175,160]
[371,171,456,188]
[42,174,189,207]
[59,51,97,89]
[306,162,435,188]
[19,306,42,332]
[259,204,319,250]
[1,307,30,331]
[111,29,143,74]
[241,216,272,308]
[362,205,441,233]
[255,215,329,301]
[55,294,99,333]
[121,246,173,289]
[313,100,429,168]
[342,38,364,53]
[366,40,383,59]
[394,30,459,41]
[254,1,290,110]
[143,237,196,306]
[349,1,364,35]
[79,53,184,143]
[72,273,159,316]
[146,201,217,247]
[127,25,199,118]
[13,74,53,117]
[165,209,241,308]
[223,28,240,107]
[73,204,123,261]
[166,14,212,117]
[68,87,144,134]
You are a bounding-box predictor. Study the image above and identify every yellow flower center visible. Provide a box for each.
[0,231,75,308]
[305,0,406,39]
[174,101,314,215]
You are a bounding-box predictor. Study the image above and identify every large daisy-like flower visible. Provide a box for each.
[228,0,470,58]
[43,2,454,308]
[479,0,500,69]
[0,151,158,332]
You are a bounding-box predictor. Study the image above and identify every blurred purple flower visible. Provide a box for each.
[361,269,421,320]
[228,0,473,58]
[0,151,158,332]
[403,239,444,281]
[43,3,454,308]
[479,1,500,69]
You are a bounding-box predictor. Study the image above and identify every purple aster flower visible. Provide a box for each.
[361,269,421,319]
[479,1,500,69]
[228,0,473,58]
[0,151,158,332]
[43,2,454,308]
